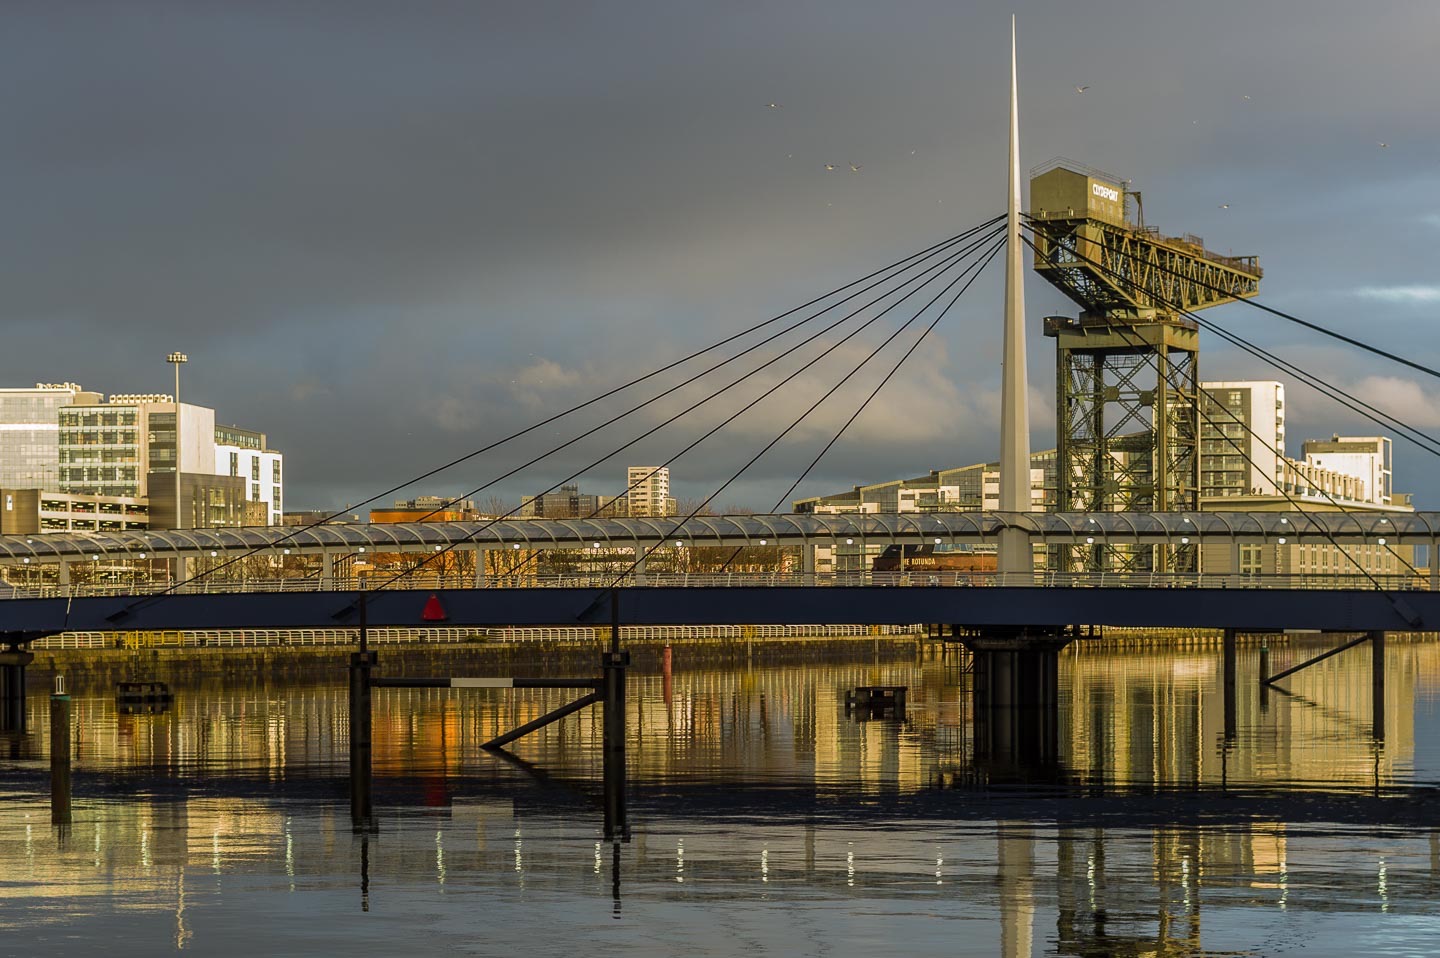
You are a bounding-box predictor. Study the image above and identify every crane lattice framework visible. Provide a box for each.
[1028,158,1263,572]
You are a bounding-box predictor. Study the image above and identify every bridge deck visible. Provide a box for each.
[2,585,1435,638]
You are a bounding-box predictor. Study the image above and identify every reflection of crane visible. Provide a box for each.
[1027,158,1262,572]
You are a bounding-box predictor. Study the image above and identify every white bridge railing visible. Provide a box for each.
[0,570,1433,600]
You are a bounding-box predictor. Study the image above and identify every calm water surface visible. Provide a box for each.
[2,639,1440,956]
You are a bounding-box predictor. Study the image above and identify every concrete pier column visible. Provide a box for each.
[802,543,815,586]
[0,650,33,732]
[1371,630,1386,741]
[633,557,646,587]
[475,548,489,588]
[57,562,70,589]
[965,631,1070,778]
[321,552,335,590]
[1431,541,1439,592]
[1222,628,1238,742]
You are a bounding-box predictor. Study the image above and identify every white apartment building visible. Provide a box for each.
[1199,380,1285,497]
[214,425,284,525]
[1301,436,1392,506]
[626,466,675,517]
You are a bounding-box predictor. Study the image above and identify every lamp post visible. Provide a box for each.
[166,352,188,530]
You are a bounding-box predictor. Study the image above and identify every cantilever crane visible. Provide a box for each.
[1027,158,1262,572]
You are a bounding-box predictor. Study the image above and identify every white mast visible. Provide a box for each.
[997,15,1033,575]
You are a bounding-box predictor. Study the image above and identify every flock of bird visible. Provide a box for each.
[769,86,1391,209]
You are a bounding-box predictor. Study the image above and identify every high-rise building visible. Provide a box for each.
[214,425,285,525]
[1199,381,1285,497]
[0,383,100,490]
[626,466,675,517]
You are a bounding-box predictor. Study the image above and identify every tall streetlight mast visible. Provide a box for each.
[167,352,188,530]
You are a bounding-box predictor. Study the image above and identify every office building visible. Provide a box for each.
[0,383,100,490]
[520,483,623,519]
[0,488,148,534]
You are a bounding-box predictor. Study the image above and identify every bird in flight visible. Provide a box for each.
[824,164,836,171]
[1075,85,1089,94]
[1379,141,1389,148]
[849,163,862,173]
[1243,95,1252,101]
[768,102,780,109]
[1218,204,1230,209]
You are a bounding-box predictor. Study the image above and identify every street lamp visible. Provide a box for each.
[166,352,188,530]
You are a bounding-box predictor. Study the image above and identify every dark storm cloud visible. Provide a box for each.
[1,0,1437,510]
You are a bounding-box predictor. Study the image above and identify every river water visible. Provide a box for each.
[2,638,1439,956]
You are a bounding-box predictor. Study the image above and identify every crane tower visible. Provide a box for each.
[1028,159,1262,572]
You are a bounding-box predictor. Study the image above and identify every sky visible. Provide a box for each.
[3,0,1438,513]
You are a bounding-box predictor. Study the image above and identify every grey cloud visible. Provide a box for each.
[0,1,1436,510]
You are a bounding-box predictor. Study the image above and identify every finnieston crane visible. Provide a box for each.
[1027,158,1262,572]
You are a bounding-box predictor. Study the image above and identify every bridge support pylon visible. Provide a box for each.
[0,648,34,732]
[955,626,1073,779]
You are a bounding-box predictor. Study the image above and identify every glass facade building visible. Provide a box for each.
[0,384,91,490]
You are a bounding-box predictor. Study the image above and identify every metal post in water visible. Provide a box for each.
[1371,630,1386,741]
[350,595,376,831]
[1257,638,1271,713]
[50,675,71,826]
[602,592,628,840]
[662,643,673,706]
[1222,628,1237,743]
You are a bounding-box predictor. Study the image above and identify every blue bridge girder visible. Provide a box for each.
[1,585,1436,638]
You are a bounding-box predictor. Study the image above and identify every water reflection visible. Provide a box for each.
[0,639,1437,954]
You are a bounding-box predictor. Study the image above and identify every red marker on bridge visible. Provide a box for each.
[421,593,448,622]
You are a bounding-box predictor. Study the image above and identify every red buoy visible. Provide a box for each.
[421,593,448,622]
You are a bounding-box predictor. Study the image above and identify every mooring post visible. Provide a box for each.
[602,592,628,840]
[1371,630,1386,741]
[662,642,673,706]
[1257,636,1272,713]
[350,594,377,831]
[1222,628,1237,743]
[50,675,71,827]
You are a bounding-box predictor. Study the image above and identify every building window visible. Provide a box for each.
[272,460,281,485]
[251,482,260,501]
[250,457,260,481]
[229,452,239,477]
